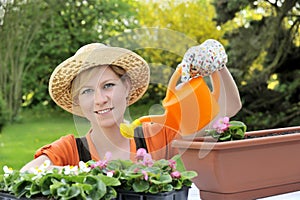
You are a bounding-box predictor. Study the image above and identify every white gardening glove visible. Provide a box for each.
[179,39,228,82]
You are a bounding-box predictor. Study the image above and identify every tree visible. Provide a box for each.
[213,0,300,130]
[138,0,225,42]
[117,0,227,106]
[0,0,50,122]
[0,0,140,123]
[22,0,140,110]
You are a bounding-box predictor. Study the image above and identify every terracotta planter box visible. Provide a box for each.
[172,126,300,200]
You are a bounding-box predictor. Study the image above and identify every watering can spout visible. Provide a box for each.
[120,115,167,138]
[120,66,220,139]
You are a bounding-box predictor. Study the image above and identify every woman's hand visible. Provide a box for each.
[179,39,228,82]
[20,155,60,173]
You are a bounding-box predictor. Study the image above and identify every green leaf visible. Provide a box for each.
[150,174,172,185]
[127,163,145,172]
[75,182,93,192]
[162,184,173,192]
[181,171,198,180]
[172,179,182,190]
[98,174,120,186]
[11,180,32,198]
[230,121,247,133]
[103,186,118,200]
[40,175,56,195]
[63,174,85,183]
[0,175,4,191]
[144,166,161,175]
[29,183,41,196]
[171,155,186,172]
[83,175,98,185]
[107,159,133,171]
[122,171,143,180]
[232,129,245,140]
[153,159,169,170]
[51,182,68,198]
[132,180,149,192]
[64,185,81,199]
[182,179,193,187]
[56,185,70,198]
[0,173,17,191]
[84,175,107,200]
[219,132,232,141]
[212,132,221,139]
[149,185,159,194]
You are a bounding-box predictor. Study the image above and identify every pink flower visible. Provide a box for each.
[133,168,140,173]
[171,171,181,179]
[142,170,148,181]
[136,148,147,161]
[213,117,230,133]
[90,152,112,169]
[168,159,176,170]
[142,154,154,167]
[222,116,229,124]
[90,160,107,169]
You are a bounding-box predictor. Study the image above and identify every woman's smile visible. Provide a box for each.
[94,107,114,115]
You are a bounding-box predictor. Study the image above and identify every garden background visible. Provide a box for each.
[0,0,299,170]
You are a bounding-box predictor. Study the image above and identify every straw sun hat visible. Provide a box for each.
[49,43,150,117]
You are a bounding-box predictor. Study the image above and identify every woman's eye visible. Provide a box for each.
[80,88,93,95]
[104,83,115,89]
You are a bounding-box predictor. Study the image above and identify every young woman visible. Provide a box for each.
[21,41,241,172]
[20,43,180,172]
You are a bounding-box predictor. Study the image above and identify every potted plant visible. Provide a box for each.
[172,117,300,200]
[0,148,197,200]
[204,117,247,142]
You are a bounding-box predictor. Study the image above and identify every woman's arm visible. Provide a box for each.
[20,134,79,172]
[213,66,242,117]
[20,155,53,173]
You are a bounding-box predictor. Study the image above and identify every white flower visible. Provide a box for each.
[29,160,51,174]
[63,165,78,175]
[3,166,13,177]
[30,167,42,175]
[29,160,52,180]
[40,159,51,170]
[79,161,91,173]
[107,171,114,177]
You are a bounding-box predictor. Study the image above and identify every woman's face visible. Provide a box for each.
[76,66,130,129]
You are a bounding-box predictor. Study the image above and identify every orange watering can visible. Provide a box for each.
[120,66,221,138]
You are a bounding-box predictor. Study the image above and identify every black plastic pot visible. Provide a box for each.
[0,192,49,200]
[115,187,189,200]
[0,192,26,200]
[1,187,189,200]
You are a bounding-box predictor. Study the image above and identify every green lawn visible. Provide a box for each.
[0,104,150,171]
[0,110,78,171]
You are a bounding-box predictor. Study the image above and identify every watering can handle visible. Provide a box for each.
[161,66,183,104]
[168,66,182,92]
[167,66,221,102]
[211,72,221,101]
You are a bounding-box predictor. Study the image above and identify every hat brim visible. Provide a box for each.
[49,46,150,117]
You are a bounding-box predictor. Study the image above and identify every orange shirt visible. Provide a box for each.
[34,123,180,166]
